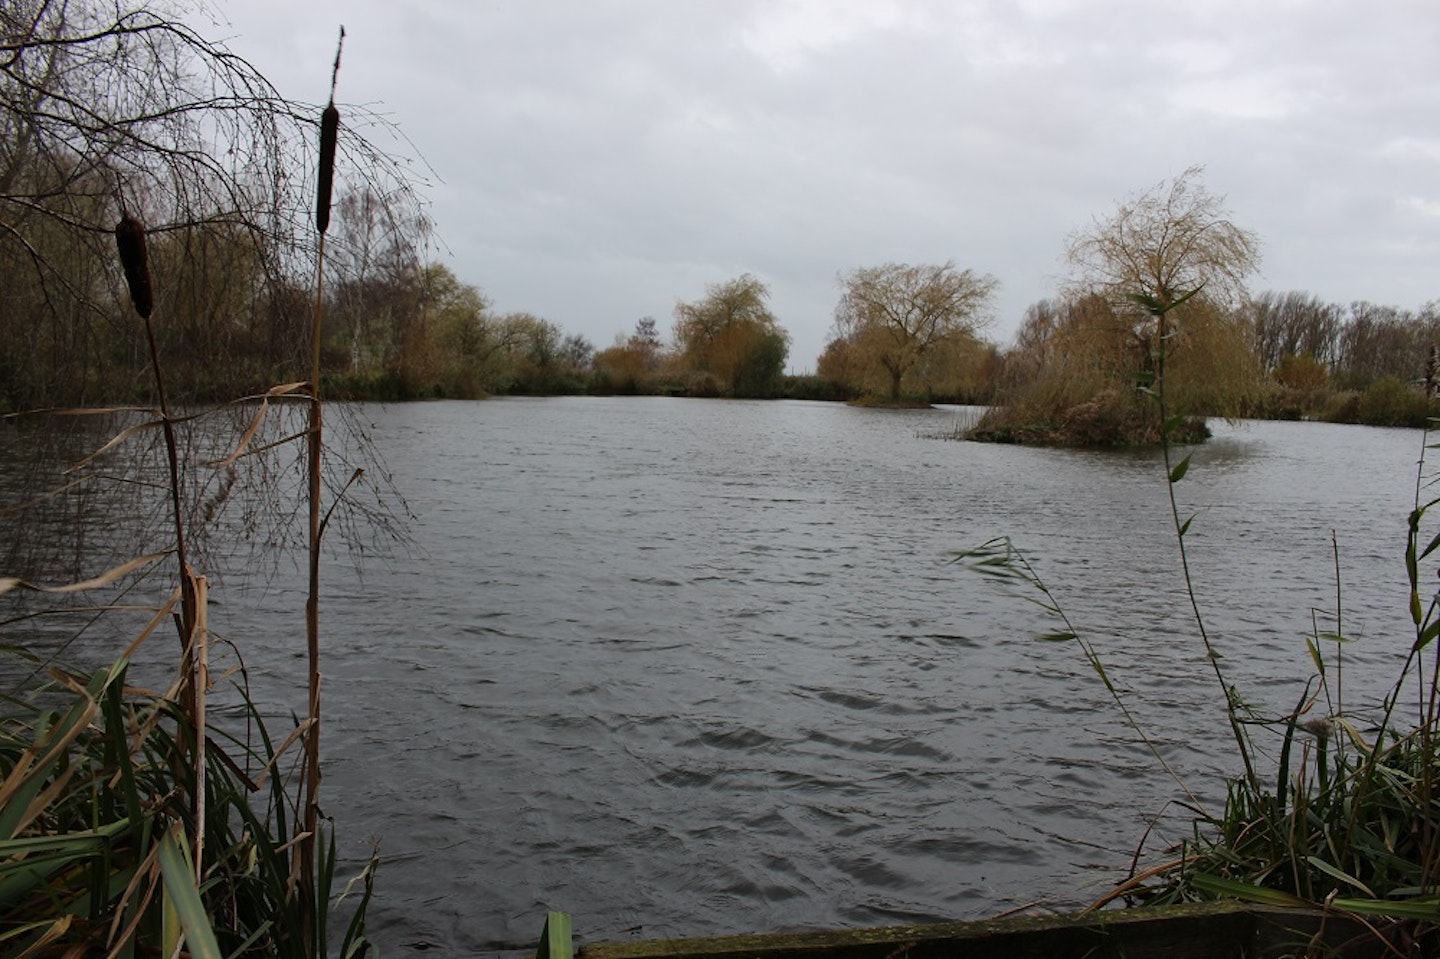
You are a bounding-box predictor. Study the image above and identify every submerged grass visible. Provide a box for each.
[957,294,1440,950]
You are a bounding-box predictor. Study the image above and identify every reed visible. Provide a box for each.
[298,30,345,953]
[0,645,375,957]
[1129,424,1440,927]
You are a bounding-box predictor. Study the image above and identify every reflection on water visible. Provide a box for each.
[1,399,1428,954]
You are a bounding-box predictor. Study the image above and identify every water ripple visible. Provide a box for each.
[150,400,1428,953]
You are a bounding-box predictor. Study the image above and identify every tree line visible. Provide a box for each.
[316,261,1005,403]
[0,0,992,409]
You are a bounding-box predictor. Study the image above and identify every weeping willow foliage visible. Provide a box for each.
[973,168,1264,445]
[973,291,1263,445]
[0,0,423,410]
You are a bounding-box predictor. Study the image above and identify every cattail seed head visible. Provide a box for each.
[1301,717,1332,742]
[115,214,153,319]
[316,103,340,234]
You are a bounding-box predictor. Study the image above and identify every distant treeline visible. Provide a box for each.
[4,205,1433,422]
[1249,291,1440,424]
[3,158,1433,425]
[985,290,1440,436]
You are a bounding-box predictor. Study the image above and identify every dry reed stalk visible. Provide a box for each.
[298,28,344,954]
[117,210,209,875]
[191,572,209,880]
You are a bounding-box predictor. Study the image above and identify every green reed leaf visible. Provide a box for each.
[1418,618,1440,652]
[1187,872,1309,906]
[1307,856,1375,897]
[537,911,573,959]
[1333,717,1370,753]
[157,824,222,959]
[1126,291,1166,316]
[0,693,97,841]
[0,822,129,912]
[1329,897,1440,920]
[0,916,72,959]
[1169,455,1192,484]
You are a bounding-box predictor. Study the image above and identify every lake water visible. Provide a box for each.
[3,397,1430,954]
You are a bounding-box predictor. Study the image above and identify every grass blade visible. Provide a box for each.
[156,823,223,959]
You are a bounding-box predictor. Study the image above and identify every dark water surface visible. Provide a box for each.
[6,397,1428,953]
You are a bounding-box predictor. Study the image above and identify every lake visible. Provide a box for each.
[3,397,1429,954]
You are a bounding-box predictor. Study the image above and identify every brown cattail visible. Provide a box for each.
[115,214,153,319]
[316,102,339,234]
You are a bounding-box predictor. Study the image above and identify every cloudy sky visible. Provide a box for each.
[201,1,1439,370]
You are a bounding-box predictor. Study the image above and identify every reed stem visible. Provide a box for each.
[124,212,206,872]
[300,37,342,945]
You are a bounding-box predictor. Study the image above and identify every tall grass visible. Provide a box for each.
[0,31,375,957]
[957,291,1440,947]
[0,647,376,957]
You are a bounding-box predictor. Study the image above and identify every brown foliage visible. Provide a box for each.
[828,261,997,401]
[672,275,789,396]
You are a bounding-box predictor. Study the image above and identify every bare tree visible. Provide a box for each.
[1251,290,1342,372]
[1333,301,1434,389]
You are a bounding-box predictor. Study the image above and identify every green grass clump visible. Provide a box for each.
[1143,720,1440,915]
[0,650,376,958]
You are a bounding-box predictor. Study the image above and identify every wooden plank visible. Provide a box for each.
[579,903,1415,959]
[1250,906,1401,958]
[579,902,1259,959]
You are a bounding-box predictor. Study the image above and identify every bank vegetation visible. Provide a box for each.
[2,0,399,954]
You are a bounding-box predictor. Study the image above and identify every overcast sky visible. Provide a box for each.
[201,1,1439,370]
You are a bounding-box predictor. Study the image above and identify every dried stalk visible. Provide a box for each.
[298,28,344,954]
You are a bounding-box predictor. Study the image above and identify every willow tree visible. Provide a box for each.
[830,261,997,402]
[1068,167,1259,310]
[973,169,1263,444]
[673,274,790,397]
[0,0,422,407]
[1065,166,1263,412]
